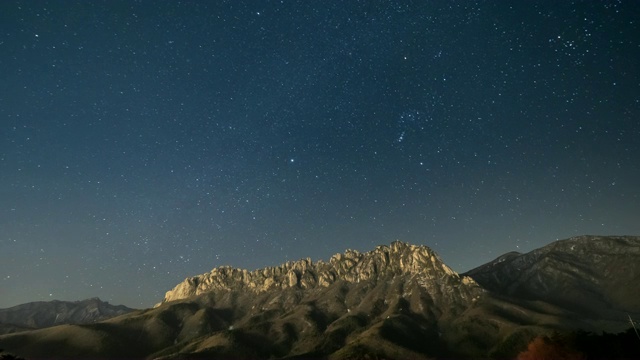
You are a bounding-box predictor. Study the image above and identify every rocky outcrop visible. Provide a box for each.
[1,241,490,359]
[3,237,638,359]
[160,240,480,305]
[0,297,135,333]
[463,235,640,319]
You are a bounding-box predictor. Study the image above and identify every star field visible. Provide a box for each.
[1,1,639,308]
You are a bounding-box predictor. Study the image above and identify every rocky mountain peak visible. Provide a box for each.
[160,240,477,304]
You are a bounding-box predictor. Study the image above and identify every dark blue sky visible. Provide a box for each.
[1,1,639,308]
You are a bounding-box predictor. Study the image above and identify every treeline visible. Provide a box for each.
[0,349,26,360]
[517,327,640,360]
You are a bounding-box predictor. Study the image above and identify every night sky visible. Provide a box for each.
[1,1,639,309]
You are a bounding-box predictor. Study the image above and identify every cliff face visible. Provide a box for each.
[1,241,492,360]
[161,240,480,306]
[463,235,640,318]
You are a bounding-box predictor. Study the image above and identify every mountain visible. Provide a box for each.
[0,237,638,359]
[160,240,480,305]
[0,298,135,335]
[462,235,640,330]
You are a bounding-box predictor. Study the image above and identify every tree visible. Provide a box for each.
[0,348,27,360]
[517,335,584,360]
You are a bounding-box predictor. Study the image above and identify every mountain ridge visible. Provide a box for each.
[1,235,638,359]
[463,235,640,320]
[160,240,480,305]
[0,297,135,335]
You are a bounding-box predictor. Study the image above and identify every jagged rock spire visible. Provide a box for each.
[160,241,479,305]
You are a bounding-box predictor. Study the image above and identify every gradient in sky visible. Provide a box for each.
[1,1,639,308]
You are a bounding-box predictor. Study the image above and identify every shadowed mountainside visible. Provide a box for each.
[463,235,640,330]
[0,237,638,359]
[0,298,135,335]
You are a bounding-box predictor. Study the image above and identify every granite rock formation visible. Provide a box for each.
[160,240,480,305]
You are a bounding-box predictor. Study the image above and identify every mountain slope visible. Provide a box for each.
[0,237,638,359]
[0,241,491,359]
[463,235,640,327]
[0,298,135,334]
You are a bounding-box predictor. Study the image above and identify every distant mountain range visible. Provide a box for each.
[0,298,135,335]
[0,235,638,359]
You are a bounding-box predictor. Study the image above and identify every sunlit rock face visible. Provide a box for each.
[145,241,488,358]
[160,240,482,307]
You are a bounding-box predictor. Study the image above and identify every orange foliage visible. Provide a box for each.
[517,336,585,360]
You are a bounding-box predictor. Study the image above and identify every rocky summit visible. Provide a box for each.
[161,240,480,305]
[0,236,639,359]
